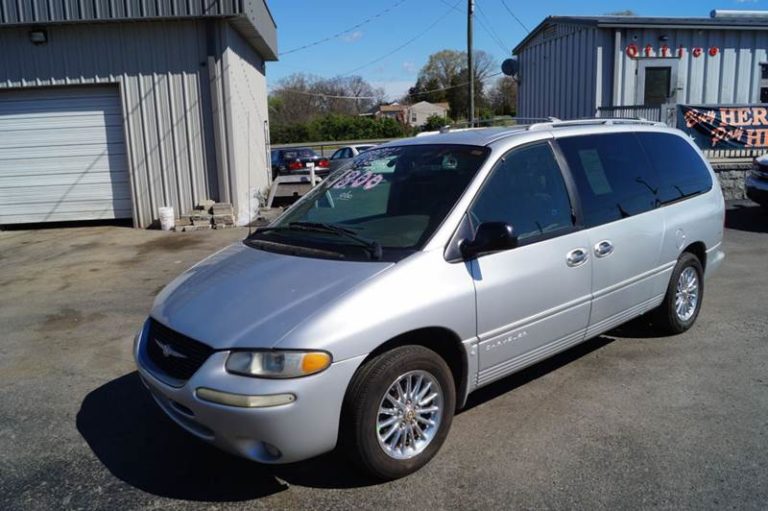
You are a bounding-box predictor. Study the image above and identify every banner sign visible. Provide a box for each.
[677,105,768,149]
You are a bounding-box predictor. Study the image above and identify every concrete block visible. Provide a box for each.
[211,203,234,215]
[195,199,215,212]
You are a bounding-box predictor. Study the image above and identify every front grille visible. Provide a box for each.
[146,318,214,381]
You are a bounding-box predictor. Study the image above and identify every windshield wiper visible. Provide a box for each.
[256,222,383,260]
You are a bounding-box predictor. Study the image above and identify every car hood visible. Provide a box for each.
[151,242,393,350]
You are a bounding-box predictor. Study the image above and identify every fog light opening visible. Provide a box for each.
[263,442,282,459]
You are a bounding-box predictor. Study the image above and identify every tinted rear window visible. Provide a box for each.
[283,149,318,160]
[635,133,712,204]
[557,133,659,228]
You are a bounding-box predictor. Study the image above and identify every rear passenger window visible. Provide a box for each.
[469,143,574,243]
[636,133,713,204]
[557,133,658,228]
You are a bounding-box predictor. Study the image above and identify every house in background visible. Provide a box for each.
[371,101,450,127]
[373,103,409,124]
[407,101,450,127]
[0,0,278,228]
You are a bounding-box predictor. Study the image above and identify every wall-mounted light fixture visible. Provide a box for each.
[658,34,670,42]
[29,29,48,45]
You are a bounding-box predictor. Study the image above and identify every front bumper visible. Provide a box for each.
[746,174,768,207]
[134,322,365,464]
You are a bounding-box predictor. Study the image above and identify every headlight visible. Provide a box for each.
[225,350,332,378]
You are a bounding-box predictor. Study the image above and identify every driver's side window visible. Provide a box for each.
[470,142,574,244]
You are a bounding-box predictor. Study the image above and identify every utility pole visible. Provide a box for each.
[467,0,474,127]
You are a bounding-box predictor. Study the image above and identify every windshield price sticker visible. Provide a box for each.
[333,170,383,190]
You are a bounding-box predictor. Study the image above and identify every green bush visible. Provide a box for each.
[422,114,448,132]
[270,114,409,144]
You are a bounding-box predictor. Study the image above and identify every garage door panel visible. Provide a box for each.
[0,156,128,176]
[0,144,126,160]
[0,172,130,188]
[0,86,131,225]
[0,200,133,222]
[0,113,124,131]
[0,97,123,116]
[0,126,126,150]
[0,183,132,205]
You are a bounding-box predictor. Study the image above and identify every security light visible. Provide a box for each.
[29,29,47,45]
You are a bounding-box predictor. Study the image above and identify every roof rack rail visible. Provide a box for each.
[527,117,665,131]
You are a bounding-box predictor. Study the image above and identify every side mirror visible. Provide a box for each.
[460,222,517,259]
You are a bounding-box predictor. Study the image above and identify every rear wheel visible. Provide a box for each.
[652,252,704,334]
[341,345,455,480]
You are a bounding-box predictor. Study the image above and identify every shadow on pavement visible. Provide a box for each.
[76,373,379,500]
[725,202,768,234]
[462,335,614,412]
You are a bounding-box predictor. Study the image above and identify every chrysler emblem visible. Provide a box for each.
[154,339,188,359]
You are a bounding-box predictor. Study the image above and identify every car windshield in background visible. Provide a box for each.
[283,149,318,160]
[248,144,490,260]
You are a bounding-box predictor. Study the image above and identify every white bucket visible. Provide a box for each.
[158,206,175,231]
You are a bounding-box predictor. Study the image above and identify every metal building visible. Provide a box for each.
[513,10,768,123]
[0,1,277,227]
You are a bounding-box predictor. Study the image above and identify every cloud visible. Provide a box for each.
[402,61,417,74]
[342,30,363,43]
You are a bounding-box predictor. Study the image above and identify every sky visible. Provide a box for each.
[266,0,763,100]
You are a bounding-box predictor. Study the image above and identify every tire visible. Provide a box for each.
[652,252,704,335]
[341,345,456,480]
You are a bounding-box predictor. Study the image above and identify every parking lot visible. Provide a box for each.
[1,202,766,510]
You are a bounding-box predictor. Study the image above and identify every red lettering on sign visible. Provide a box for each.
[692,47,703,58]
[709,47,719,57]
[626,43,638,58]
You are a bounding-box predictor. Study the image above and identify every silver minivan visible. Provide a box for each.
[135,119,725,480]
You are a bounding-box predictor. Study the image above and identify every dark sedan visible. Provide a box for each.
[271,148,329,180]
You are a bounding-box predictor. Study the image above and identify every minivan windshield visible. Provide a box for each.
[248,144,490,260]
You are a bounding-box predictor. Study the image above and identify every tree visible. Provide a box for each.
[487,76,518,116]
[407,49,496,120]
[423,114,448,132]
[269,73,385,126]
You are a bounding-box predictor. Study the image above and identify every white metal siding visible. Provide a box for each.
[0,86,130,224]
[516,24,602,120]
[0,21,216,227]
[613,27,768,106]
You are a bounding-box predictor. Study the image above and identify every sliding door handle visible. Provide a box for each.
[566,248,588,267]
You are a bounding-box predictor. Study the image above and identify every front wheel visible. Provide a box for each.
[341,345,455,480]
[652,252,704,334]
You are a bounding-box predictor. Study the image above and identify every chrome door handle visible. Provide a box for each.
[566,248,588,267]
[594,240,614,258]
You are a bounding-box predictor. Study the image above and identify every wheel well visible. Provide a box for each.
[364,327,468,410]
[683,241,706,272]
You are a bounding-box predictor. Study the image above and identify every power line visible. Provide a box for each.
[438,0,509,54]
[275,71,503,101]
[475,0,511,54]
[341,0,463,76]
[279,0,410,56]
[498,0,530,33]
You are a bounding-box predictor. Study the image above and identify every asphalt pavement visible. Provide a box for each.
[0,203,766,510]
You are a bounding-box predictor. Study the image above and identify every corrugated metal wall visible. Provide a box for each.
[219,23,270,223]
[0,0,240,24]
[0,20,216,227]
[516,23,612,120]
[615,27,768,105]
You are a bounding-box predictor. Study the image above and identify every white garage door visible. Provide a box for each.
[0,87,131,224]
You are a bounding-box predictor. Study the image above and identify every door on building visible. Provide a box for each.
[636,59,679,106]
[0,86,131,225]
